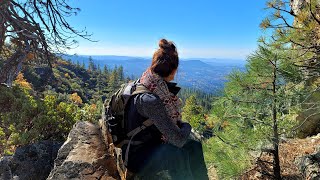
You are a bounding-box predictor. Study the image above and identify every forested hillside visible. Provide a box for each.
[0,58,127,155]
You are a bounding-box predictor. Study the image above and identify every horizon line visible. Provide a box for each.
[63,53,247,61]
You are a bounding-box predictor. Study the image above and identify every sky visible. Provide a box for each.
[66,1,270,59]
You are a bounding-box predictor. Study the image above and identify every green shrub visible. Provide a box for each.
[0,86,100,155]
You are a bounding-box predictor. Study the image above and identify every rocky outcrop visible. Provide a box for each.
[296,104,320,138]
[295,146,320,179]
[289,0,320,138]
[47,121,122,180]
[0,141,62,180]
[0,120,128,180]
[290,0,309,15]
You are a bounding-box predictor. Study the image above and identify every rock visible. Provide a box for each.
[295,151,320,179]
[0,156,13,180]
[0,141,62,180]
[47,121,121,180]
[1,120,128,180]
[311,133,320,140]
[296,107,320,138]
[290,0,309,15]
[207,165,218,180]
[260,143,275,154]
[279,134,288,143]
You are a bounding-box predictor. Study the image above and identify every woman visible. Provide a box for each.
[122,39,208,180]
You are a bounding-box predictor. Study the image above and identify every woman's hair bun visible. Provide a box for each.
[151,38,179,77]
[159,39,175,51]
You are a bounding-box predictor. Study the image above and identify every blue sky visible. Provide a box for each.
[66,1,270,59]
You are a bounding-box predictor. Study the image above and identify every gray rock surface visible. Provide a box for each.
[1,120,127,180]
[0,156,13,180]
[295,151,320,179]
[47,121,121,180]
[0,141,62,180]
[290,0,309,15]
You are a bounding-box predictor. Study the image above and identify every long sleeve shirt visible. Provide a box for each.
[135,93,191,148]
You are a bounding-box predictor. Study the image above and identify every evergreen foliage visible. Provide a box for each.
[202,1,320,178]
[261,0,320,138]
[179,88,217,113]
[204,45,308,178]
[182,95,206,131]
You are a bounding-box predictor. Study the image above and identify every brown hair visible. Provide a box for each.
[150,39,179,78]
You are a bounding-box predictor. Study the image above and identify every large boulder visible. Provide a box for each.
[47,121,122,180]
[0,141,62,180]
[0,120,127,180]
[295,147,320,179]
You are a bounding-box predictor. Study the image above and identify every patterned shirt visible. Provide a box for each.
[136,93,191,148]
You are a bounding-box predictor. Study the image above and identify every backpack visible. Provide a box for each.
[103,80,154,165]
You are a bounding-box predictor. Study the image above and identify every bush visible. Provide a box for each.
[0,86,100,155]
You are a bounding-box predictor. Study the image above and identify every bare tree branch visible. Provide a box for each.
[0,0,95,86]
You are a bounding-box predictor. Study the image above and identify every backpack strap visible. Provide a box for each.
[131,84,151,96]
[126,119,153,137]
[123,119,154,166]
[116,119,154,148]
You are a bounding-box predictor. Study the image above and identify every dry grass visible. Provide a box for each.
[208,165,218,180]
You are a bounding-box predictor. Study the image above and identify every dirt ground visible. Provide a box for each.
[239,134,320,180]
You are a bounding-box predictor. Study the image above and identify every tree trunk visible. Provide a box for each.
[272,59,282,180]
[0,50,26,86]
[0,13,5,51]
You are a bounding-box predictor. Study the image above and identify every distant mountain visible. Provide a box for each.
[200,58,247,67]
[61,55,246,93]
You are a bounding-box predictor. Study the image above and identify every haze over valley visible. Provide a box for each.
[63,55,246,93]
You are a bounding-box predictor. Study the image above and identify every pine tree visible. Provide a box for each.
[262,0,320,138]
[182,95,205,131]
[103,65,109,77]
[108,69,119,92]
[76,60,81,68]
[220,45,306,179]
[81,61,85,69]
[118,66,124,82]
[97,64,102,75]
[261,0,320,84]
[88,56,96,72]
